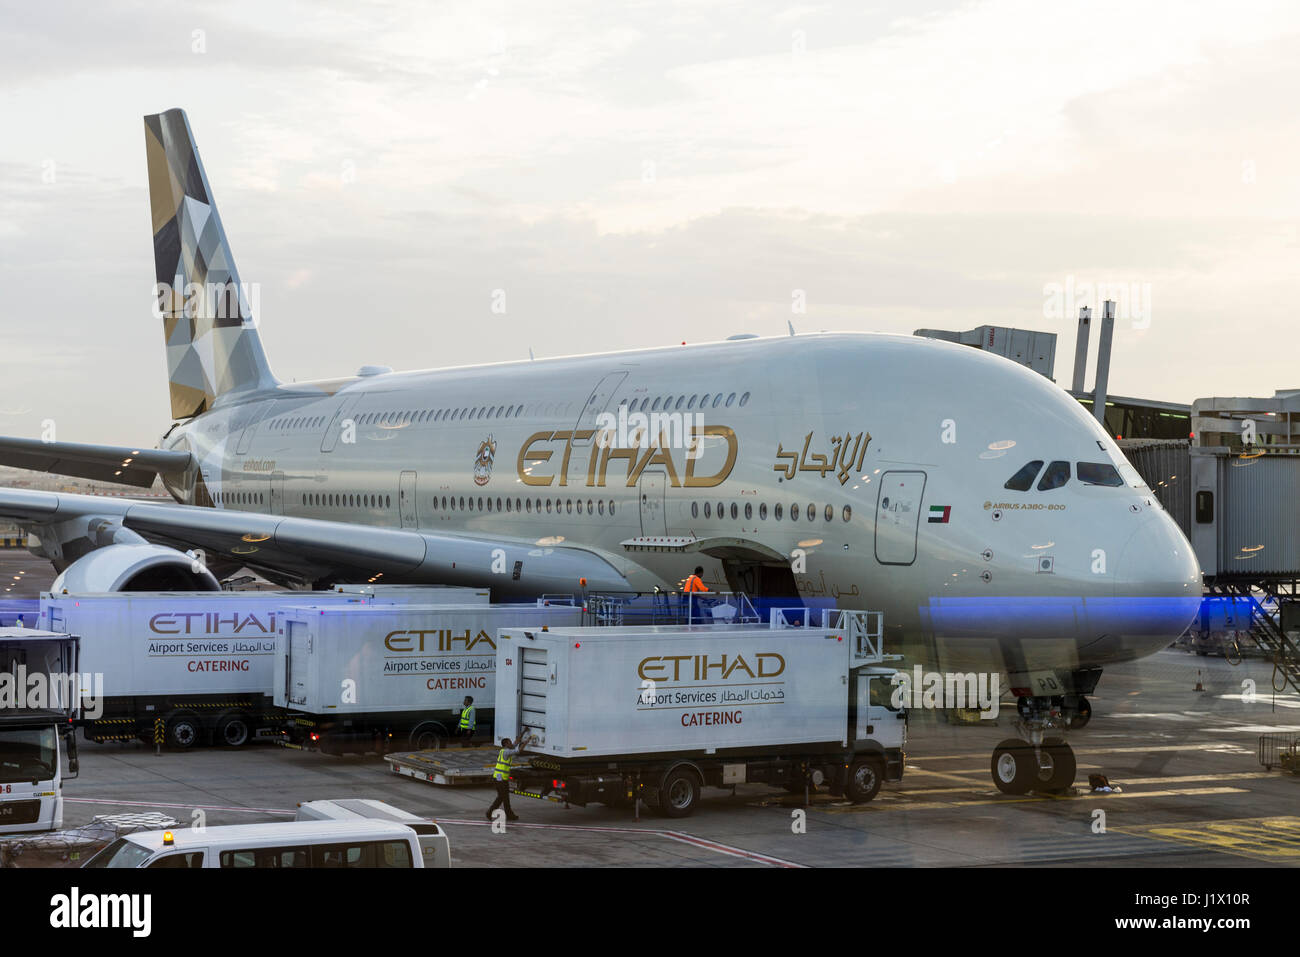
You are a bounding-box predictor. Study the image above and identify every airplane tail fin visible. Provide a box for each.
[145,108,278,419]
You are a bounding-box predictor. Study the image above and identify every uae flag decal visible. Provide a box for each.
[928,505,951,524]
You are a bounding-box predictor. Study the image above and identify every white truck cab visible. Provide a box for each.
[0,628,81,835]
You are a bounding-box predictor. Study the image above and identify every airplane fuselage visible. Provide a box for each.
[162,332,1201,675]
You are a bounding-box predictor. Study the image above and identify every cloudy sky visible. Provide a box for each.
[0,0,1296,442]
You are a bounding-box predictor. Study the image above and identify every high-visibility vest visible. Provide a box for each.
[493,749,514,781]
[459,706,476,730]
[684,575,708,593]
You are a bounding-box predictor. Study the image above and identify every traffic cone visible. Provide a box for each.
[1194,670,1204,692]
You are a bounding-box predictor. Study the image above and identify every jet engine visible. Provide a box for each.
[49,543,220,593]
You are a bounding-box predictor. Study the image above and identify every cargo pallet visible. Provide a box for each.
[385,748,502,786]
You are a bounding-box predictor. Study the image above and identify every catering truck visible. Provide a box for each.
[494,610,905,817]
[274,600,583,754]
[38,586,488,749]
[0,627,81,834]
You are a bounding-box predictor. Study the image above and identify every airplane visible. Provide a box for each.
[0,108,1201,793]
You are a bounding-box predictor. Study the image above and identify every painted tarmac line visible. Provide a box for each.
[65,797,803,867]
[67,797,295,815]
[913,743,1254,761]
[831,785,1251,812]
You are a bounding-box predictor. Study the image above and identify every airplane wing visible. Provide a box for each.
[0,487,632,594]
[0,437,191,488]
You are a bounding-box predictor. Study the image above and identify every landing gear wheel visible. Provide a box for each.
[1069,697,1092,730]
[846,759,883,803]
[168,713,202,750]
[1039,737,1076,792]
[991,739,1035,794]
[659,768,700,818]
[216,714,251,748]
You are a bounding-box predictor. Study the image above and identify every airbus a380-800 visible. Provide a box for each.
[0,109,1201,793]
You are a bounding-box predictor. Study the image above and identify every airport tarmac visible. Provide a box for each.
[3,548,1298,868]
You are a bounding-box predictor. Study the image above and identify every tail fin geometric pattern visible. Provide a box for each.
[145,108,277,419]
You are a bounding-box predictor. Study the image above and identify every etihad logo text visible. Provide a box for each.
[384,628,497,652]
[149,612,276,635]
[518,426,737,488]
[638,652,785,682]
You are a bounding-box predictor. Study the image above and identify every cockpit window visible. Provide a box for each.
[1004,461,1044,491]
[1076,462,1123,487]
[1036,460,1070,491]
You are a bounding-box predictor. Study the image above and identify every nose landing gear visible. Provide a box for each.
[990,668,1099,795]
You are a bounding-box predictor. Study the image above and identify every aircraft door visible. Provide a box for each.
[321,396,359,453]
[235,405,268,455]
[874,470,927,565]
[399,470,418,528]
[269,471,285,515]
[638,470,667,537]
[571,372,629,448]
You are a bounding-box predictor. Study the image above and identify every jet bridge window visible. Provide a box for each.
[1004,460,1044,491]
[1076,462,1123,487]
[1036,460,1071,491]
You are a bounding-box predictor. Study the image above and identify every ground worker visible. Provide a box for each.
[683,565,709,623]
[683,566,709,593]
[487,730,534,822]
[457,695,476,747]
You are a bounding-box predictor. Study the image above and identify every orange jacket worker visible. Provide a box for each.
[683,566,709,592]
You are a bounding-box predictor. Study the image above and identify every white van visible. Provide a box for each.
[81,819,424,868]
[293,799,451,868]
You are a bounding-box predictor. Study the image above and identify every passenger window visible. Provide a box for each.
[712,394,723,408]
[148,851,205,868]
[1004,461,1044,491]
[1076,462,1123,487]
[739,392,750,406]
[1037,461,1071,491]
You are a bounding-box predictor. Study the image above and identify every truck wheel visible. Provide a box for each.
[216,714,251,748]
[409,722,448,751]
[846,759,883,803]
[991,739,1034,794]
[168,713,203,750]
[659,768,700,818]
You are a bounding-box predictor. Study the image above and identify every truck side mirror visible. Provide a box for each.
[65,732,79,779]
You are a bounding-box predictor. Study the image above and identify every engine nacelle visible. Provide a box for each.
[50,544,220,594]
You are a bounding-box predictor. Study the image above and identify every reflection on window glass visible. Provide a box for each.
[1076,462,1123,487]
[1037,460,1071,491]
[1004,460,1044,491]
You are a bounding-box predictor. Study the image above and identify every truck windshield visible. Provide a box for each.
[0,726,56,784]
[83,838,154,869]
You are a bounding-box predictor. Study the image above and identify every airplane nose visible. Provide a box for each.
[1086,510,1202,661]
[1114,510,1201,601]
